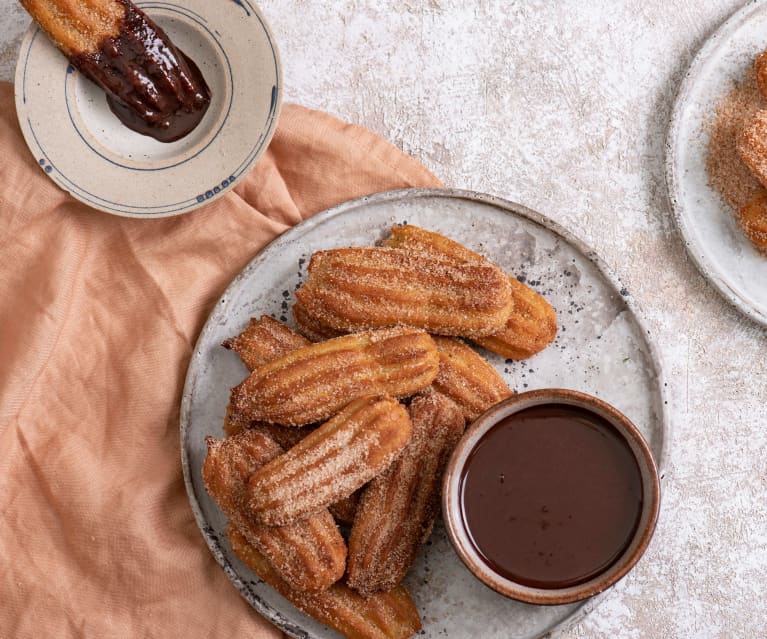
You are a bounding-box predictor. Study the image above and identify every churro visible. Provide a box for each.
[20,0,210,142]
[739,189,767,251]
[756,51,767,99]
[228,525,422,639]
[223,315,311,371]
[383,224,557,359]
[347,392,464,596]
[295,247,514,338]
[740,110,767,191]
[202,430,346,592]
[230,327,439,426]
[222,402,254,437]
[247,396,412,526]
[432,336,513,422]
[329,490,361,527]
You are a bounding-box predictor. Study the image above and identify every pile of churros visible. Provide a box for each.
[203,225,557,639]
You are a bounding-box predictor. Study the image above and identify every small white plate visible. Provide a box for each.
[180,188,669,639]
[14,0,281,217]
[666,0,767,325]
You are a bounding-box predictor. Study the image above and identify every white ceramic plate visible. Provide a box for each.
[14,0,281,217]
[180,189,668,639]
[666,0,767,325]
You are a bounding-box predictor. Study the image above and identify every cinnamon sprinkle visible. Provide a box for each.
[706,68,764,210]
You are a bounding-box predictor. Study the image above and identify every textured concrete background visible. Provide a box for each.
[2,1,766,637]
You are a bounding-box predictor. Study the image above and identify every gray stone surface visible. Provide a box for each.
[2,1,766,637]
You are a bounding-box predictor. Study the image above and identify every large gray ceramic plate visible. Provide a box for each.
[666,0,767,326]
[180,188,668,639]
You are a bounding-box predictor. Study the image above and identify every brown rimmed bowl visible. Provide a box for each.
[442,388,660,606]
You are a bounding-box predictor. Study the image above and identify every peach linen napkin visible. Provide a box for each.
[0,81,440,638]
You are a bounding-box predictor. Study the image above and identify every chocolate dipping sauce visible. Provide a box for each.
[459,404,643,589]
[71,0,211,142]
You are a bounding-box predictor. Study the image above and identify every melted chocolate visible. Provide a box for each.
[71,0,210,142]
[459,404,643,589]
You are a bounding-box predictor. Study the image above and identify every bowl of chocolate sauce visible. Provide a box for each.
[442,388,660,605]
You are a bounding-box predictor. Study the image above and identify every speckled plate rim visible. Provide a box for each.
[13,0,282,218]
[665,0,767,327]
[179,187,670,639]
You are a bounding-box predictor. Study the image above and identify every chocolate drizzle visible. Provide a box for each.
[71,0,211,142]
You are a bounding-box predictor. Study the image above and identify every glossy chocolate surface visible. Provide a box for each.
[459,403,643,589]
[71,0,210,142]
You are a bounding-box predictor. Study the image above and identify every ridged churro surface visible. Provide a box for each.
[223,315,311,371]
[247,396,413,526]
[230,327,439,426]
[202,430,346,592]
[347,392,464,596]
[384,225,557,359]
[228,526,422,639]
[295,247,513,338]
[432,336,512,422]
[474,276,558,359]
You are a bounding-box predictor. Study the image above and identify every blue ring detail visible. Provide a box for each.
[21,0,280,215]
[150,2,209,23]
[231,1,250,17]
[28,118,199,214]
[22,30,40,104]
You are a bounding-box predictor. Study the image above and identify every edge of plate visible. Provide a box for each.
[664,0,767,327]
[180,187,671,639]
[13,0,283,218]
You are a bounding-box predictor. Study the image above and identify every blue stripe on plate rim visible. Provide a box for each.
[19,0,280,216]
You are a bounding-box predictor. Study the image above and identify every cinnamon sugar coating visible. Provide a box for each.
[202,430,347,591]
[738,109,767,191]
[347,392,464,596]
[431,336,513,422]
[473,276,558,359]
[230,327,439,426]
[756,51,767,99]
[253,422,318,450]
[247,396,413,526]
[739,189,767,252]
[329,490,362,527]
[228,525,421,639]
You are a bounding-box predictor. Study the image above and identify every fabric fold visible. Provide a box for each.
[0,80,441,638]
